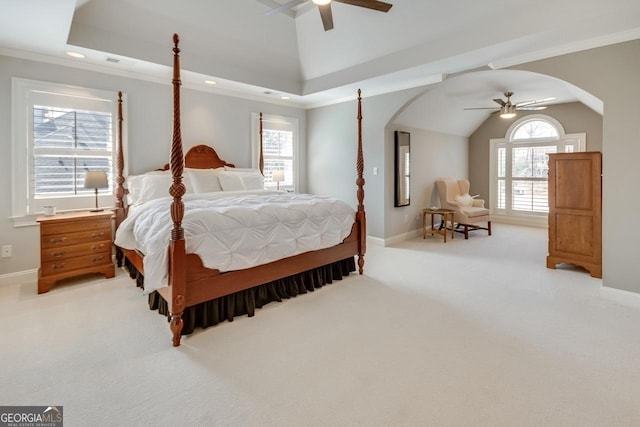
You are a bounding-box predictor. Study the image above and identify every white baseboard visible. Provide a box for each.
[373,228,422,247]
[0,269,38,286]
[367,235,385,246]
[599,285,640,309]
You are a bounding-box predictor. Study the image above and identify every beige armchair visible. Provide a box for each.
[435,178,492,239]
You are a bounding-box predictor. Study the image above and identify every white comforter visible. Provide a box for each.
[115,190,356,294]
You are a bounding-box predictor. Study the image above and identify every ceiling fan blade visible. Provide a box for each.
[333,0,393,12]
[517,97,556,107]
[492,98,506,107]
[265,0,307,16]
[517,106,547,111]
[515,99,537,107]
[464,107,499,110]
[318,4,334,31]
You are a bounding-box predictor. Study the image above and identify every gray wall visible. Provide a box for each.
[0,55,306,275]
[308,39,640,295]
[386,126,468,241]
[307,87,424,239]
[512,40,640,293]
[469,102,603,202]
[3,38,640,295]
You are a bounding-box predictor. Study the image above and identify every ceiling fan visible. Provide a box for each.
[266,0,393,31]
[465,92,555,118]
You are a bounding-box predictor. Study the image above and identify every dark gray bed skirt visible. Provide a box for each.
[124,257,356,335]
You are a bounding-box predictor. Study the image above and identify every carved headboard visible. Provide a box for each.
[160,144,235,170]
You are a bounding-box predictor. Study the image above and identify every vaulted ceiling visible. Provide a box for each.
[1,0,639,133]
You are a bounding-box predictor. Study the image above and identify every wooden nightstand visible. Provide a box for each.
[37,211,115,294]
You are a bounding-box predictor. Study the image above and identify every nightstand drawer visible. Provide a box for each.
[40,252,113,276]
[41,240,111,262]
[40,218,111,237]
[41,228,111,249]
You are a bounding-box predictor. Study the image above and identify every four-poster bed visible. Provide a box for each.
[114,34,366,347]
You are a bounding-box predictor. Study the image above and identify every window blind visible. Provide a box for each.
[33,105,113,197]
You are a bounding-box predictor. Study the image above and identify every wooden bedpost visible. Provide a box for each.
[259,112,264,175]
[114,91,125,267]
[356,89,366,274]
[168,33,187,346]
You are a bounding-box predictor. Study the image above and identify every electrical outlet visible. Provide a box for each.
[1,245,11,258]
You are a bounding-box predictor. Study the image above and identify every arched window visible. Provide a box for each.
[512,119,559,140]
[489,115,585,225]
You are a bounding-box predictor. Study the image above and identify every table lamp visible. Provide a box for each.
[84,171,108,212]
[272,170,284,190]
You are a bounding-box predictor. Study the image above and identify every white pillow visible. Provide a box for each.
[187,168,224,193]
[224,166,260,173]
[127,170,193,205]
[455,193,474,210]
[138,174,173,204]
[218,172,247,191]
[126,171,166,205]
[126,174,147,205]
[242,174,264,190]
[221,167,264,190]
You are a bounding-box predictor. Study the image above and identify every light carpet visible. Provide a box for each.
[1,224,639,426]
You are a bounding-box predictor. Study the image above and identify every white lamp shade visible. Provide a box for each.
[272,170,285,182]
[84,171,109,189]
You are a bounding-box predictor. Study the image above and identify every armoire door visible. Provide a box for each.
[547,152,602,278]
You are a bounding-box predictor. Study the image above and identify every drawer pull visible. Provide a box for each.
[91,244,105,251]
[91,231,105,239]
[50,237,66,244]
[50,251,65,258]
[52,263,66,270]
[93,256,105,263]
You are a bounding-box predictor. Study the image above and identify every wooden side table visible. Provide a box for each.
[422,208,456,242]
[37,210,115,294]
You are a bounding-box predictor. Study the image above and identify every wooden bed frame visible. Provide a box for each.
[114,34,366,347]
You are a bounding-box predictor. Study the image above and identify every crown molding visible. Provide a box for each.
[488,28,640,70]
[0,47,304,109]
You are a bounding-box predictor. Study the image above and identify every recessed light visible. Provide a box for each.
[204,80,217,85]
[281,96,290,100]
[65,51,85,59]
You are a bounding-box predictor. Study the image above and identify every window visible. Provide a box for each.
[490,115,585,225]
[251,113,298,191]
[12,79,120,223]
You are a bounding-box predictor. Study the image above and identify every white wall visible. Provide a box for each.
[0,55,306,276]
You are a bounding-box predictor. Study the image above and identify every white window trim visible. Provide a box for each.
[250,112,299,191]
[489,114,586,227]
[11,78,125,227]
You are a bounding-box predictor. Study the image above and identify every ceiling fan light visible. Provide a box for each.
[312,0,331,5]
[500,105,516,119]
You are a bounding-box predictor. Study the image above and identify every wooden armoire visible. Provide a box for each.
[547,151,602,278]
